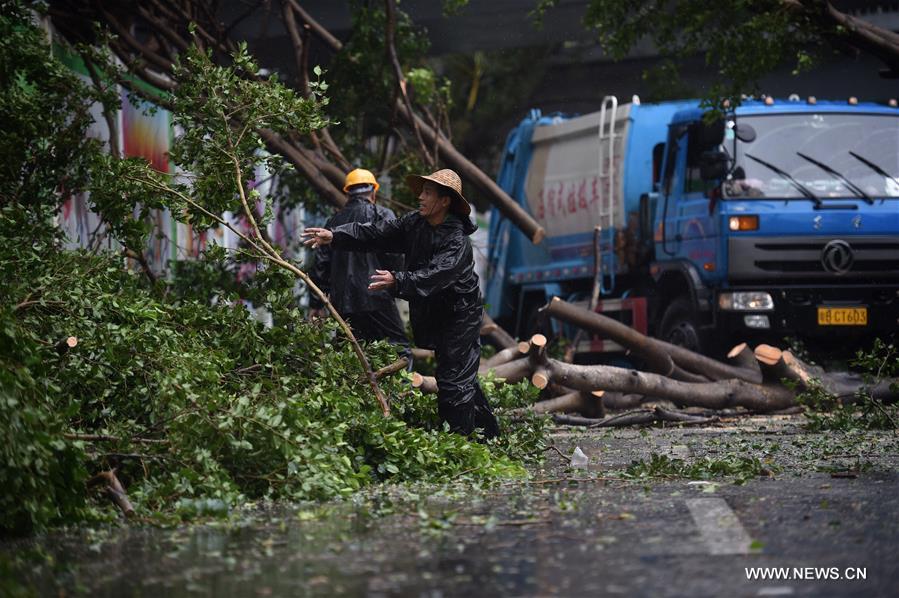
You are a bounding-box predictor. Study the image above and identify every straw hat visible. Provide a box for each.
[406,168,471,217]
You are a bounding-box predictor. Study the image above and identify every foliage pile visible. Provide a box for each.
[0,5,547,535]
[797,340,899,432]
[0,204,545,535]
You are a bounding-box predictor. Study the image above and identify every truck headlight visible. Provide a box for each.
[719,291,774,311]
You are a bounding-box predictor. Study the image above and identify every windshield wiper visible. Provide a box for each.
[848,151,899,197]
[744,153,822,208]
[796,152,874,204]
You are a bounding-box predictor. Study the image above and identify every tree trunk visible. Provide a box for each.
[544,358,797,412]
[395,101,545,244]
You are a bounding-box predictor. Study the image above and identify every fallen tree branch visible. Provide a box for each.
[284,0,343,53]
[552,406,716,428]
[395,100,545,244]
[653,406,719,425]
[374,357,409,379]
[551,413,609,427]
[129,172,389,416]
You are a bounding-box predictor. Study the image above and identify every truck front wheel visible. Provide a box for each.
[658,297,704,354]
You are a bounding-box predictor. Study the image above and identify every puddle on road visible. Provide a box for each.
[10,481,614,597]
[6,417,899,596]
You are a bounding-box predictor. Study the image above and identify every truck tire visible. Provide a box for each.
[658,297,704,354]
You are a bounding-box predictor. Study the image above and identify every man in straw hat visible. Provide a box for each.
[303,168,500,439]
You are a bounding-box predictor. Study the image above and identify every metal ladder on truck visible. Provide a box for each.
[593,95,619,301]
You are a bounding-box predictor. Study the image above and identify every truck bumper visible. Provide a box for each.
[714,285,899,347]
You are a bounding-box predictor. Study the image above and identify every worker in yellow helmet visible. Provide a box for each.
[309,168,411,364]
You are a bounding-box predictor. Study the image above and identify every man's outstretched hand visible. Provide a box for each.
[368,269,396,291]
[302,227,333,248]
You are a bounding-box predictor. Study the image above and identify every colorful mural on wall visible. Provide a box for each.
[50,38,313,324]
[53,47,307,281]
[58,72,115,252]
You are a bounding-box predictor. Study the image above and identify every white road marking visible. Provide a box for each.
[686,497,753,555]
[757,587,795,596]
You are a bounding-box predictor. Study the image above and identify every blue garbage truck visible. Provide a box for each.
[484,96,899,356]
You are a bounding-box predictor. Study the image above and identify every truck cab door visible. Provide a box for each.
[656,124,687,257]
[659,122,722,281]
[676,122,722,281]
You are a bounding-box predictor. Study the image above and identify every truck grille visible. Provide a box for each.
[729,236,899,281]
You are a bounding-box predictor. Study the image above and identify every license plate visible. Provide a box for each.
[817,307,868,326]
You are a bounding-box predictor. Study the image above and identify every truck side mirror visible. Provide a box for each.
[699,150,728,180]
[734,123,756,143]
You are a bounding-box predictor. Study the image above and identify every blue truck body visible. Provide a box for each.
[485,98,899,354]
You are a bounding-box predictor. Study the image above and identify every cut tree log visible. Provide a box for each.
[543,357,797,412]
[480,320,498,337]
[531,365,550,390]
[754,344,805,386]
[541,297,762,383]
[532,390,605,418]
[541,297,677,377]
[727,342,762,381]
[482,341,530,369]
[482,312,517,349]
[411,347,435,362]
[415,350,536,395]
[88,469,135,518]
[55,336,78,355]
[411,372,438,394]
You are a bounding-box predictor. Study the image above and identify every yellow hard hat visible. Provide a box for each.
[343,168,380,192]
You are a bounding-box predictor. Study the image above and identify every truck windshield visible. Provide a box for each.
[724,113,899,199]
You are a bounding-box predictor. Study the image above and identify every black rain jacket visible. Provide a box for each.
[309,197,403,314]
[330,211,481,349]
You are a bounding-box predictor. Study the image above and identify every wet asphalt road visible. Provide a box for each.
[7,415,899,597]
